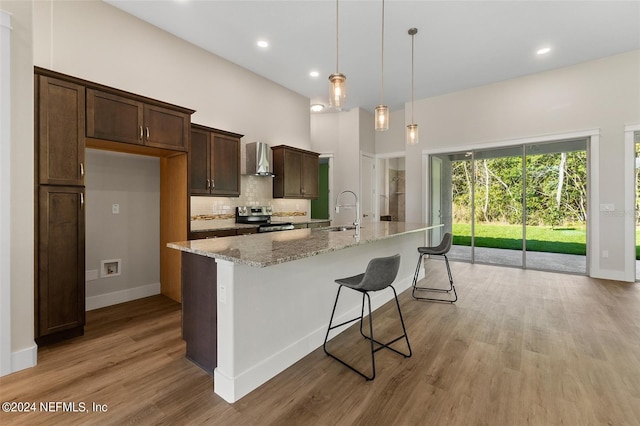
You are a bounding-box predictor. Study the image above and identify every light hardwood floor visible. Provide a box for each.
[1,261,640,425]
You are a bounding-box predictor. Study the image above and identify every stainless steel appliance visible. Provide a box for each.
[235,206,294,232]
[245,142,274,176]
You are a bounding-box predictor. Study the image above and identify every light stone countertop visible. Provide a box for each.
[169,222,438,267]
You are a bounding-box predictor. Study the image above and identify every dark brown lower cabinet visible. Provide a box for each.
[181,252,217,374]
[36,186,85,344]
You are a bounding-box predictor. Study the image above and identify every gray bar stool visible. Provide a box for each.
[323,254,412,380]
[412,233,457,303]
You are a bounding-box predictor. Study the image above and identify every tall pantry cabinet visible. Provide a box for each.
[35,71,86,344]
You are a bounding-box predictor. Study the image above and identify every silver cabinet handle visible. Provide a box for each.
[80,162,84,177]
[80,193,84,208]
[139,126,143,140]
[207,179,211,189]
[211,179,215,188]
[145,127,150,141]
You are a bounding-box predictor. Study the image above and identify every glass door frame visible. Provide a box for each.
[424,130,596,275]
[625,124,640,281]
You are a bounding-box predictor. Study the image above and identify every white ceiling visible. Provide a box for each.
[105,0,640,113]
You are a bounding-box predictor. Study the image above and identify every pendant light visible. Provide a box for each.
[329,0,346,110]
[406,28,419,145]
[374,0,389,131]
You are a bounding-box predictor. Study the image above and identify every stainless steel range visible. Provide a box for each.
[235,206,295,233]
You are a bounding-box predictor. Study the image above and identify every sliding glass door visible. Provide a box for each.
[473,146,524,267]
[525,140,587,273]
[431,138,588,274]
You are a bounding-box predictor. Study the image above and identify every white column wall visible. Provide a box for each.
[0,9,12,376]
[1,0,36,376]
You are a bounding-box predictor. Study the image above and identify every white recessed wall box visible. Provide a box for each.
[100,259,122,278]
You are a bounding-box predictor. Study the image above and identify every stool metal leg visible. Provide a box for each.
[324,285,412,380]
[412,254,457,303]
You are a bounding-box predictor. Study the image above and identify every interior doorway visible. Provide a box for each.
[311,157,330,220]
[377,156,405,222]
[431,138,588,274]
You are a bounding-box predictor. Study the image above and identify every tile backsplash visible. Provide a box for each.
[191,175,310,220]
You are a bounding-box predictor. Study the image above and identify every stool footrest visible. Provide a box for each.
[412,251,457,303]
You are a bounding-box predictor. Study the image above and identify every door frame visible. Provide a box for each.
[625,124,640,281]
[423,128,599,276]
[360,151,376,221]
[374,151,406,224]
[318,153,334,222]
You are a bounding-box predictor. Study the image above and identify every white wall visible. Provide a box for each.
[33,1,310,151]
[84,150,161,310]
[0,8,12,376]
[1,0,36,375]
[383,50,640,280]
[311,109,364,225]
[375,109,405,153]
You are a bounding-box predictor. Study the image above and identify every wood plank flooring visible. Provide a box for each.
[1,261,640,425]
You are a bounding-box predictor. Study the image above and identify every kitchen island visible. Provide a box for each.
[168,222,439,403]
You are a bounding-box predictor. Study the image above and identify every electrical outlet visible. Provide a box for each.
[602,250,609,258]
[112,204,120,214]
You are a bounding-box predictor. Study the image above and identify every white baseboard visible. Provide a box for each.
[590,268,631,282]
[86,282,161,311]
[11,343,37,374]
[214,274,414,403]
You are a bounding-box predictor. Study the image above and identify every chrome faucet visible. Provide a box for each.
[335,190,360,235]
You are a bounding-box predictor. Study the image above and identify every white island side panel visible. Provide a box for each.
[213,231,425,403]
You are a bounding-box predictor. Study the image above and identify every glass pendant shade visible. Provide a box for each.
[406,124,419,145]
[374,105,389,131]
[329,73,346,110]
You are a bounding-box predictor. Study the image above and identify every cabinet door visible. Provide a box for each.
[283,149,303,197]
[143,104,189,152]
[86,89,144,145]
[301,153,319,199]
[211,133,240,197]
[38,76,85,186]
[37,186,85,338]
[190,128,211,195]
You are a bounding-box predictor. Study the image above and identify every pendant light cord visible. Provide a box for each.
[411,29,415,123]
[336,0,339,73]
[380,0,385,104]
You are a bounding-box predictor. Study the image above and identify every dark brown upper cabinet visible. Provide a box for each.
[272,145,319,199]
[190,124,242,197]
[86,89,190,152]
[37,75,85,186]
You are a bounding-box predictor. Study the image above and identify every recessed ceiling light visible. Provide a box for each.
[310,104,324,113]
[537,47,551,55]
[309,71,320,78]
[257,40,269,48]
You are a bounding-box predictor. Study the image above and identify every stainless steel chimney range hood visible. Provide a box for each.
[245,141,274,176]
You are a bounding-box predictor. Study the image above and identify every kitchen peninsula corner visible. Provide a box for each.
[168,222,439,403]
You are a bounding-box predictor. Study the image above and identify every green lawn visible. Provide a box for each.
[451,223,587,255]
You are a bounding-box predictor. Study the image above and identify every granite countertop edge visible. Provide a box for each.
[169,223,433,268]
